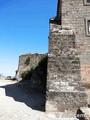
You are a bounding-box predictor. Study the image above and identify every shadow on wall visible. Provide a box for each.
[0,81,46,112]
[0,56,48,112]
[21,56,48,93]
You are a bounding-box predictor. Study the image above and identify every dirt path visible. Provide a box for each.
[0,79,80,120]
[0,80,45,120]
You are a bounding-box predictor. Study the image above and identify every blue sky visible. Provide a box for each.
[0,0,57,76]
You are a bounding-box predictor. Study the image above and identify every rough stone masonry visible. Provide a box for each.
[46,0,89,114]
[62,0,90,84]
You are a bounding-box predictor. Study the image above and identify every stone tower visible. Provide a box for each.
[46,0,90,116]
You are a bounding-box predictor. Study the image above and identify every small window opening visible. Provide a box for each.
[84,0,90,5]
[88,20,90,34]
[85,18,90,36]
[87,0,90,2]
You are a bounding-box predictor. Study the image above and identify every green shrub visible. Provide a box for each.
[21,70,32,80]
[30,64,35,70]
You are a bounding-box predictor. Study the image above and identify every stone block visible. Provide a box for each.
[46,27,87,112]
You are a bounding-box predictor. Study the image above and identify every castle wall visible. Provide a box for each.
[62,0,90,83]
[16,53,47,80]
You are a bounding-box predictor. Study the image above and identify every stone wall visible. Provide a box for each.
[16,53,48,91]
[46,24,87,113]
[62,0,90,84]
[16,53,47,80]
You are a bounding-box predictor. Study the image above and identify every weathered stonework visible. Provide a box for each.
[45,0,90,114]
[62,0,90,84]
[46,25,87,113]
[16,53,48,92]
[16,0,90,116]
[16,53,47,80]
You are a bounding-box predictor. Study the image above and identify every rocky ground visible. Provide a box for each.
[0,79,90,120]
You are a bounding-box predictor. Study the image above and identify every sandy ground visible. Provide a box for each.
[0,79,89,120]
